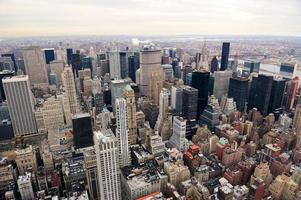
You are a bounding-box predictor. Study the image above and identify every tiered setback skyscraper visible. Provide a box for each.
[94,129,121,200]
[22,46,48,87]
[62,67,78,114]
[124,85,137,145]
[3,75,37,136]
[115,98,131,167]
[139,49,163,98]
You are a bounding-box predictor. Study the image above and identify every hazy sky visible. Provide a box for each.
[0,0,300,37]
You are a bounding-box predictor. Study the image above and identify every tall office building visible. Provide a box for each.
[109,51,121,79]
[254,74,273,116]
[17,172,34,200]
[128,54,139,82]
[49,60,64,86]
[169,116,188,151]
[182,85,198,120]
[210,56,218,73]
[155,88,169,132]
[228,77,249,112]
[213,70,232,101]
[119,52,129,79]
[139,48,163,97]
[285,77,299,111]
[171,86,183,114]
[66,48,73,65]
[111,78,132,111]
[115,98,131,167]
[243,59,260,74]
[71,52,82,77]
[94,129,121,200]
[220,42,230,71]
[0,70,14,102]
[42,97,64,131]
[191,71,210,119]
[22,46,48,87]
[62,67,78,114]
[280,62,295,79]
[124,85,137,145]
[199,95,222,130]
[3,75,37,136]
[72,113,93,149]
[162,64,174,81]
[268,78,286,113]
[43,48,55,64]
[1,53,17,72]
[97,53,109,76]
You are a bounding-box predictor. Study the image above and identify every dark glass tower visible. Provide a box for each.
[71,52,82,77]
[253,74,273,116]
[2,54,17,72]
[72,113,93,149]
[228,77,249,112]
[82,56,93,75]
[44,49,55,64]
[0,71,14,102]
[210,56,218,73]
[191,71,210,120]
[220,42,230,71]
[182,85,198,120]
[66,48,73,65]
[128,54,139,82]
[119,52,127,79]
[268,78,286,113]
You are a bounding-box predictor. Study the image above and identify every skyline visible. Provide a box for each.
[1,0,301,38]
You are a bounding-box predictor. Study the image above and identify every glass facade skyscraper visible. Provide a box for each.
[220,42,230,71]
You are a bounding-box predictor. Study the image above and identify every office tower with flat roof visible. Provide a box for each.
[268,78,286,113]
[139,48,163,97]
[221,42,230,71]
[66,48,73,65]
[115,98,131,167]
[183,65,193,84]
[244,59,260,74]
[0,56,14,71]
[49,60,64,86]
[285,76,299,111]
[169,116,189,151]
[254,74,273,116]
[163,64,174,81]
[71,52,82,77]
[213,70,232,101]
[62,67,78,114]
[43,48,55,64]
[18,172,34,200]
[1,53,17,72]
[182,85,198,120]
[0,70,14,102]
[72,113,94,149]
[111,78,132,111]
[124,85,137,145]
[199,95,222,130]
[280,62,295,79]
[155,88,169,132]
[42,97,65,131]
[228,77,249,112]
[109,51,121,79]
[171,86,183,114]
[128,54,139,82]
[119,52,128,79]
[94,129,121,200]
[210,56,218,73]
[191,71,210,119]
[3,75,37,136]
[82,56,93,73]
[22,46,48,87]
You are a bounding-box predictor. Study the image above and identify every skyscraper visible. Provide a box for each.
[66,48,73,65]
[3,75,37,136]
[243,59,260,74]
[109,51,121,79]
[22,46,48,87]
[228,77,249,112]
[1,53,17,72]
[191,71,210,119]
[210,56,218,73]
[285,76,299,111]
[0,70,14,102]
[139,48,163,97]
[62,67,78,114]
[213,70,232,101]
[49,60,64,86]
[171,86,183,114]
[17,172,34,200]
[268,78,286,113]
[111,78,132,111]
[43,48,55,64]
[115,98,131,167]
[220,42,230,71]
[72,113,93,149]
[280,62,295,79]
[124,85,137,145]
[155,88,169,132]
[94,129,121,200]
[182,85,198,120]
[128,54,139,82]
[71,52,82,77]
[254,74,273,116]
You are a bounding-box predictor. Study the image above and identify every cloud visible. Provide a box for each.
[0,0,300,37]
